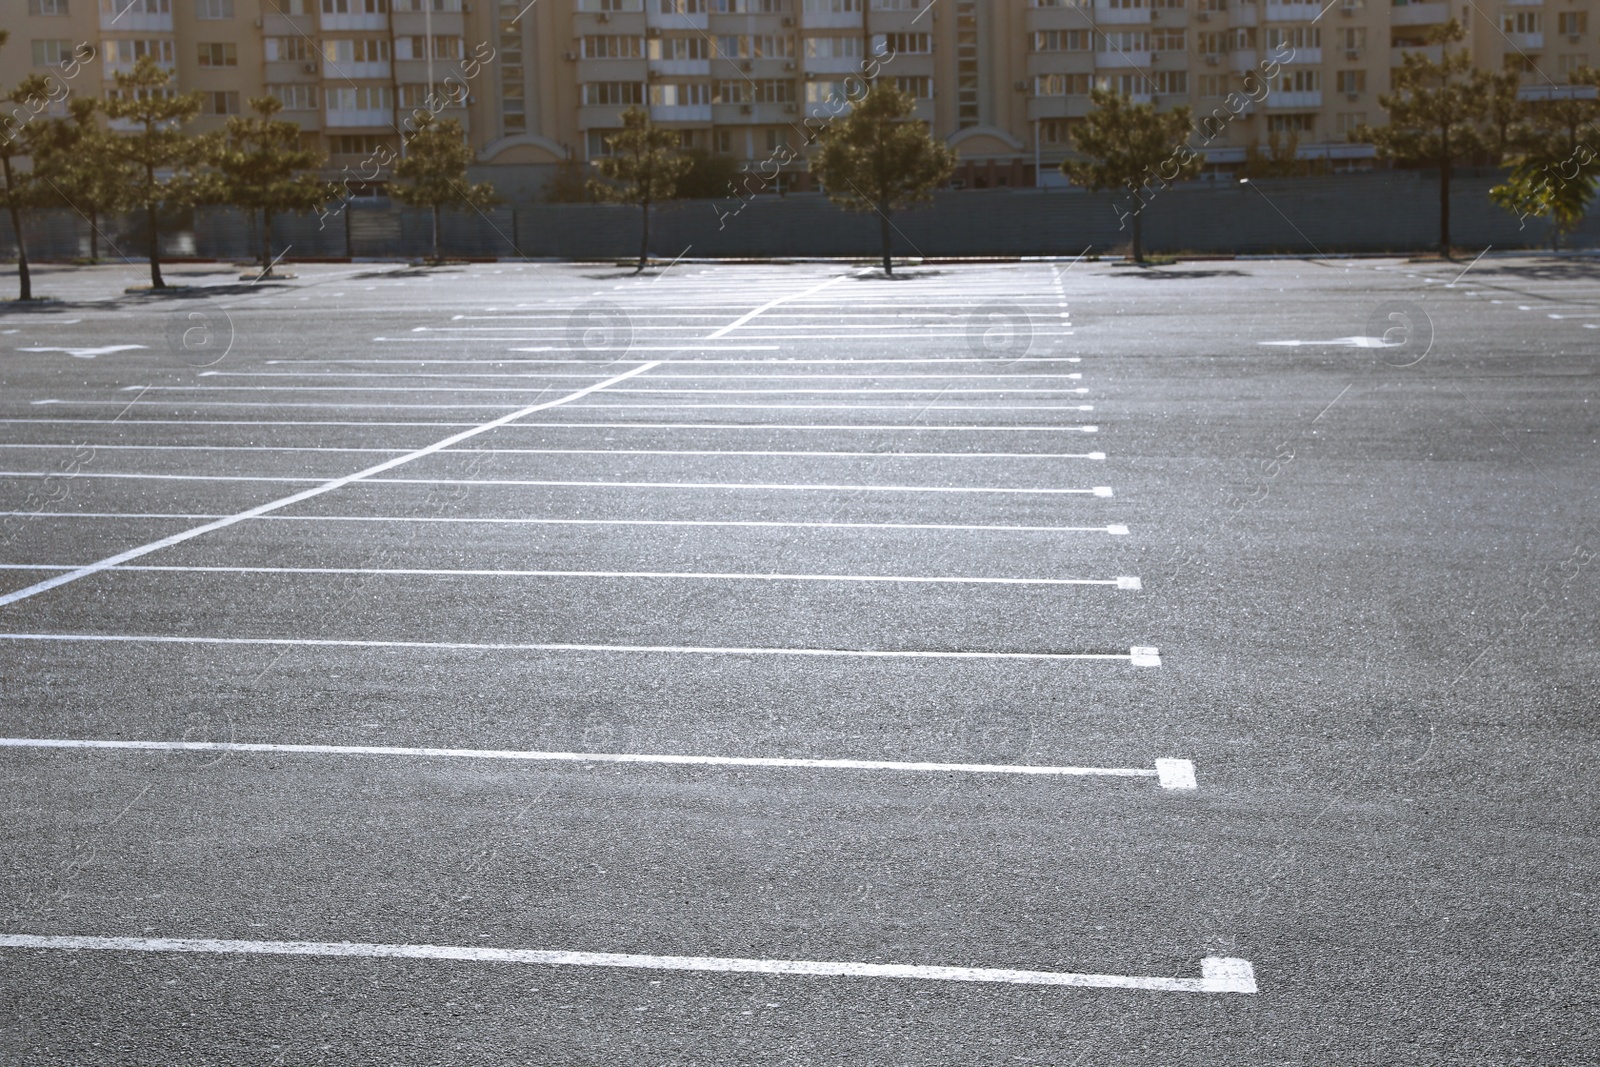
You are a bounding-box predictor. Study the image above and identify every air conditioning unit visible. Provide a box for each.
[783,102,797,112]
[741,60,753,71]
[740,103,752,113]
[782,15,794,25]
[648,68,662,78]
[1014,79,1028,91]
[598,11,609,21]
[1206,52,1220,63]
[783,59,795,69]
[1151,52,1160,62]
[302,61,318,73]
[1345,47,1360,57]
[564,50,577,59]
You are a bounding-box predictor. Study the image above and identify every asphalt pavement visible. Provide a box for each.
[0,254,1595,1064]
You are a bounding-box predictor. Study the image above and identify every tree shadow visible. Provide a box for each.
[1121,268,1251,279]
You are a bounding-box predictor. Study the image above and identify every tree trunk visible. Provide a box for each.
[431,202,441,263]
[88,207,99,263]
[1131,209,1144,264]
[880,204,893,275]
[638,196,650,273]
[262,209,274,274]
[3,156,31,302]
[146,160,164,289]
[1438,144,1451,259]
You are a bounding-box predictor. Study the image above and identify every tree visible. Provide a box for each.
[0,71,49,300]
[99,56,211,289]
[810,84,955,275]
[1489,72,1600,250]
[543,156,595,203]
[34,97,137,263]
[589,106,691,272]
[1354,21,1496,257]
[1062,87,1202,264]
[674,147,743,200]
[388,113,498,263]
[214,96,328,275]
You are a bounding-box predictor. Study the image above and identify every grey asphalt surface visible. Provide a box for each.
[0,254,1596,1065]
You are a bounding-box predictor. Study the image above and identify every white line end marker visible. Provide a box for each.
[1116,576,1142,590]
[1201,956,1257,993]
[1092,486,1114,497]
[1087,452,1106,460]
[1106,525,1130,536]
[1130,646,1161,667]
[1154,758,1197,790]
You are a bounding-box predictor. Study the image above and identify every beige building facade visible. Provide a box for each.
[2,0,1591,193]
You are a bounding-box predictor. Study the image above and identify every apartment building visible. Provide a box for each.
[1,0,1592,194]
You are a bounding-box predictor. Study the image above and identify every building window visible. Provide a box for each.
[266,37,316,61]
[1501,11,1540,33]
[268,83,319,108]
[659,0,709,12]
[1336,69,1365,93]
[649,36,711,59]
[1153,70,1187,93]
[894,75,933,98]
[197,42,238,66]
[29,0,71,14]
[802,0,860,11]
[583,35,645,58]
[30,40,73,66]
[1150,29,1186,50]
[1335,111,1365,134]
[195,0,234,17]
[266,0,308,11]
[1266,113,1315,133]
[1197,72,1228,95]
[1558,53,1590,75]
[400,36,465,58]
[1338,26,1366,50]
[1039,117,1081,144]
[205,90,240,114]
[102,0,171,13]
[1283,68,1320,91]
[876,32,931,54]
[649,82,713,105]
[323,0,388,11]
[328,85,393,109]
[323,38,391,63]
[1035,72,1091,95]
[1033,30,1091,51]
[109,38,176,63]
[582,81,646,105]
[1558,12,1587,35]
[955,0,978,128]
[803,36,861,58]
[1266,26,1319,50]
[587,129,621,156]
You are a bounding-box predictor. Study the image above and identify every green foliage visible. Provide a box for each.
[1238,131,1330,180]
[674,148,743,201]
[589,106,692,270]
[99,56,212,287]
[388,114,498,214]
[590,106,692,207]
[1488,67,1600,249]
[214,96,330,271]
[1,63,59,297]
[1062,87,1200,262]
[810,84,954,273]
[811,84,954,213]
[543,157,595,203]
[32,97,138,261]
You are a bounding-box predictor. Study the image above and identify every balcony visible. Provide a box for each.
[803,10,862,29]
[326,108,392,127]
[103,53,176,77]
[647,9,709,30]
[321,12,389,29]
[1026,6,1095,30]
[1280,46,1321,61]
[1230,47,1258,68]
[1097,49,1152,67]
[650,103,713,122]
[576,58,649,82]
[1390,1,1448,24]
[1231,4,1258,25]
[804,55,862,74]
[1094,5,1151,22]
[99,5,171,32]
[261,12,314,36]
[324,60,392,79]
[1390,43,1443,63]
[1026,95,1095,121]
[391,10,465,35]
[1506,31,1543,48]
[650,58,713,76]
[1264,1,1319,19]
[1268,89,1321,106]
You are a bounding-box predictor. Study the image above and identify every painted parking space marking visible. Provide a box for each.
[0,633,1163,665]
[0,935,1254,994]
[0,737,1193,788]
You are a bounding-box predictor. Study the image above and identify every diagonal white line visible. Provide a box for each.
[707,274,855,339]
[0,364,660,608]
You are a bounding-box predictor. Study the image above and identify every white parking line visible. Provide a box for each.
[0,565,1141,589]
[0,364,661,609]
[0,633,1163,665]
[266,357,1085,366]
[0,737,1192,787]
[0,935,1254,993]
[130,386,1091,396]
[0,471,1113,495]
[0,444,1107,460]
[30,400,1096,413]
[0,512,1130,534]
[0,419,1099,433]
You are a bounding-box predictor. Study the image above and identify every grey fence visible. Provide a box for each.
[1,171,1590,263]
